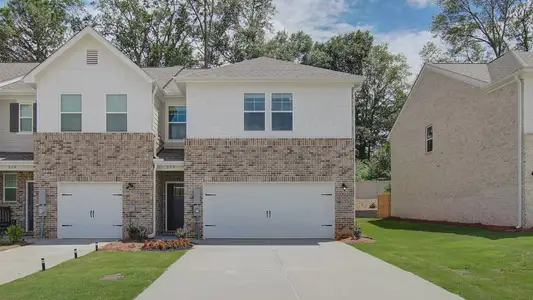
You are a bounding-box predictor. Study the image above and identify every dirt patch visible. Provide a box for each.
[387,217,530,232]
[102,242,143,252]
[343,236,375,244]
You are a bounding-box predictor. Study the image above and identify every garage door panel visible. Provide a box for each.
[203,182,335,238]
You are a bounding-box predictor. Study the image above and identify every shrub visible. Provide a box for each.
[6,224,24,244]
[385,183,391,193]
[127,222,147,242]
[175,227,186,239]
[354,225,362,239]
[369,202,376,209]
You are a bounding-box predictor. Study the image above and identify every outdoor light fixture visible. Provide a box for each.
[342,183,347,191]
[126,183,136,190]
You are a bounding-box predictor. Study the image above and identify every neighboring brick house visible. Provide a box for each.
[390,51,533,229]
[0,27,361,239]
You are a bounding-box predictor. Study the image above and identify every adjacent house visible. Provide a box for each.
[390,51,533,228]
[0,27,361,239]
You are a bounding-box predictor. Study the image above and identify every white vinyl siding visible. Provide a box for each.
[106,94,127,132]
[3,173,16,202]
[60,94,82,132]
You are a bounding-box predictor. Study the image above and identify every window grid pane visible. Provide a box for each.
[272,112,293,131]
[244,112,265,131]
[61,114,82,132]
[169,123,186,139]
[20,118,32,132]
[106,114,127,132]
[4,188,16,202]
[169,106,186,123]
[20,104,33,117]
[61,95,82,112]
[272,93,293,112]
[244,94,265,111]
[106,95,127,112]
[4,174,16,188]
[426,126,433,139]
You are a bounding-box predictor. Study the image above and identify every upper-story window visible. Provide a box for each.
[169,106,186,139]
[272,93,293,131]
[106,94,127,132]
[244,93,265,131]
[60,94,82,132]
[19,103,33,133]
[426,125,433,153]
[3,173,16,202]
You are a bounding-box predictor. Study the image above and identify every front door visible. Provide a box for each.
[167,183,184,231]
[26,182,34,232]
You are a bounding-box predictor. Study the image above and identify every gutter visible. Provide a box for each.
[148,86,159,239]
[517,78,524,229]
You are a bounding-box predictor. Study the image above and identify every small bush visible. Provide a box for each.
[385,183,391,193]
[175,227,186,239]
[6,224,24,244]
[127,222,147,242]
[369,202,376,209]
[354,225,362,239]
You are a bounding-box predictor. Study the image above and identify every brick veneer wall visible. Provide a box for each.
[33,133,154,238]
[184,138,355,239]
[155,171,184,233]
[0,171,33,230]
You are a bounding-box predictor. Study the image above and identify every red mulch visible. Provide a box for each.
[342,236,375,244]
[102,242,144,252]
[386,217,531,232]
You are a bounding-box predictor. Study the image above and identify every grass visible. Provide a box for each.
[352,218,533,300]
[0,251,186,300]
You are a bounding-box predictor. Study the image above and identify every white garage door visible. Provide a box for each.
[58,183,123,239]
[203,182,335,238]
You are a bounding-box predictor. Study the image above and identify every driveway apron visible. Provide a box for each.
[136,241,463,300]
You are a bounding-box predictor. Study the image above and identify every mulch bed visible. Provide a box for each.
[102,242,144,252]
[387,217,531,232]
[342,235,375,244]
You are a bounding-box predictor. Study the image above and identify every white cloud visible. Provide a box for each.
[273,0,438,80]
[406,0,433,8]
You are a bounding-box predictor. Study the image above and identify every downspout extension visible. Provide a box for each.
[518,78,524,229]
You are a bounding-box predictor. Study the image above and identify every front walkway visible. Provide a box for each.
[136,241,463,300]
[0,239,109,285]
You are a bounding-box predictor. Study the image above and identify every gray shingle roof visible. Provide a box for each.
[515,51,533,67]
[0,63,39,83]
[142,66,184,87]
[157,148,184,161]
[429,63,491,83]
[0,152,34,161]
[178,57,363,81]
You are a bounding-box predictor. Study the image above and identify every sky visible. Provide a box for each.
[272,0,441,78]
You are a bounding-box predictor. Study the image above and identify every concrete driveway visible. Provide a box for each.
[0,239,109,285]
[136,240,463,300]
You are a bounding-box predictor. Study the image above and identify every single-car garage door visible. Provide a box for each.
[203,182,335,238]
[58,182,123,239]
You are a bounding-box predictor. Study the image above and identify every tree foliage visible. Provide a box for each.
[93,0,194,67]
[263,30,313,62]
[357,142,391,181]
[0,0,88,62]
[423,0,533,63]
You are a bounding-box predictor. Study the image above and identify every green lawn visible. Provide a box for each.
[352,218,533,300]
[0,251,186,300]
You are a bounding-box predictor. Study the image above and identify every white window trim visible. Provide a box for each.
[271,93,294,131]
[3,173,17,203]
[168,105,187,140]
[426,125,433,153]
[18,103,33,134]
[106,94,128,132]
[60,94,82,132]
[244,93,266,131]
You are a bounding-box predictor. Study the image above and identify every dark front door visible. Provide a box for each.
[27,182,34,232]
[167,183,184,231]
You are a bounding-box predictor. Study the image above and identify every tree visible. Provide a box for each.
[263,30,313,62]
[186,0,275,67]
[424,0,533,63]
[0,0,89,62]
[357,142,391,181]
[509,0,533,51]
[92,0,195,67]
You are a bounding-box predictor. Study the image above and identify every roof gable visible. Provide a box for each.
[23,27,153,85]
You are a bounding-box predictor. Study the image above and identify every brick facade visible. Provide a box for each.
[0,171,33,230]
[184,138,355,239]
[155,171,184,233]
[33,133,154,238]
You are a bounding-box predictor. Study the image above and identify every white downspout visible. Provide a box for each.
[148,86,159,238]
[517,78,524,229]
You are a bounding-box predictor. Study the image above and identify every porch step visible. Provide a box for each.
[160,231,176,236]
[24,231,34,237]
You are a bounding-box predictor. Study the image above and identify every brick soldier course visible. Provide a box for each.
[184,138,355,239]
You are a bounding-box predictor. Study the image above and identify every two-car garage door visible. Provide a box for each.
[203,182,335,238]
[58,183,123,239]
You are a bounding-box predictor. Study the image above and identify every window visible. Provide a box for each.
[272,93,293,131]
[426,125,433,153]
[19,104,33,133]
[3,174,16,202]
[60,94,82,132]
[169,106,186,139]
[244,93,265,131]
[106,94,127,132]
